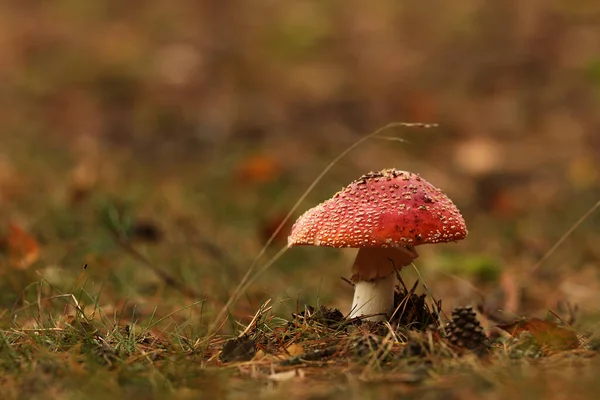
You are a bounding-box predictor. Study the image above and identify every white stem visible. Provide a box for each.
[350,273,396,321]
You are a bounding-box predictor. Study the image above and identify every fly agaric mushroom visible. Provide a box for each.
[288,169,467,321]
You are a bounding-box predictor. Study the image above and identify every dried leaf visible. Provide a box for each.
[278,347,337,366]
[4,223,40,269]
[254,343,305,362]
[284,343,305,357]
[236,155,280,184]
[498,318,580,351]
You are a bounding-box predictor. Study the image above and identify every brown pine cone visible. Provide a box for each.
[446,306,488,352]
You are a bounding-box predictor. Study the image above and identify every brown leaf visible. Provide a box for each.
[254,343,306,362]
[284,343,305,357]
[4,223,40,269]
[236,155,280,184]
[498,318,580,351]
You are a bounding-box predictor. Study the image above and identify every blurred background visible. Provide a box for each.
[0,1,599,329]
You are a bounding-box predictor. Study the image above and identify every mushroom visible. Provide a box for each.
[288,169,467,321]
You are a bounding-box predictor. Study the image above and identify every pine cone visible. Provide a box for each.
[446,306,488,352]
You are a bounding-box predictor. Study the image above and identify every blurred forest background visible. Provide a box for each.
[0,0,600,327]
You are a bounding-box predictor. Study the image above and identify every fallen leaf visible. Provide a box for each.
[4,223,40,269]
[253,343,305,362]
[498,318,580,351]
[236,155,280,184]
[284,343,305,357]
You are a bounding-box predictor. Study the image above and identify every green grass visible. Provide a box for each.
[2,275,600,399]
[0,126,599,400]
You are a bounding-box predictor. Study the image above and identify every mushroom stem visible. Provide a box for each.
[349,273,396,321]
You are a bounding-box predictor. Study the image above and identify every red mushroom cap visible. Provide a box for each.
[288,169,467,249]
